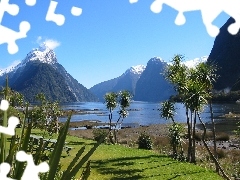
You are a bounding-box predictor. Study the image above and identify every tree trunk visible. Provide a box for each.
[56,117,59,134]
[108,109,114,144]
[191,110,196,163]
[186,107,192,162]
[209,101,219,173]
[197,112,231,180]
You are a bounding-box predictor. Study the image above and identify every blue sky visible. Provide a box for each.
[0,0,230,88]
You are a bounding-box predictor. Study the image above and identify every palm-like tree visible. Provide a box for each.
[164,55,217,163]
[104,92,118,131]
[164,54,194,162]
[164,55,231,179]
[104,91,132,144]
[160,100,175,123]
[160,101,184,158]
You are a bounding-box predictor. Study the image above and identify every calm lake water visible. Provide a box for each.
[59,101,240,127]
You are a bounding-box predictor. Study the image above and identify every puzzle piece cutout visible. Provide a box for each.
[46,0,82,26]
[0,21,30,54]
[0,0,31,54]
[0,0,19,22]
[0,116,19,136]
[131,0,240,37]
[46,0,65,26]
[16,151,49,180]
[0,100,19,135]
[129,0,138,4]
[0,163,15,180]
[71,6,82,16]
[0,100,49,179]
[1,0,82,54]
[25,0,37,6]
[0,100,9,111]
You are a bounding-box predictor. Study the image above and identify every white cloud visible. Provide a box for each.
[36,36,61,50]
[36,36,42,44]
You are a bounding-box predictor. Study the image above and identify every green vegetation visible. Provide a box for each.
[104,90,132,144]
[0,78,101,180]
[89,144,223,180]
[92,129,108,143]
[162,55,230,179]
[137,133,153,150]
[0,71,227,179]
[160,101,185,160]
[18,129,224,180]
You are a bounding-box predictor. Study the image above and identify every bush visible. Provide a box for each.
[216,132,230,141]
[216,149,226,159]
[137,133,153,150]
[92,129,108,143]
[194,131,230,141]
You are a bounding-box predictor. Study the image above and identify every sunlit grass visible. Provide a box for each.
[12,128,223,180]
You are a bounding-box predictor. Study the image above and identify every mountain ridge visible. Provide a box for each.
[0,44,98,102]
[134,57,175,102]
[90,56,208,102]
[90,65,145,101]
[207,17,240,91]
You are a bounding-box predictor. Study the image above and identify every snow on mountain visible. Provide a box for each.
[22,43,57,65]
[0,43,57,76]
[183,56,208,68]
[127,65,146,75]
[149,56,165,63]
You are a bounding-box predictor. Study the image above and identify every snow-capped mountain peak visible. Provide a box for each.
[129,65,146,75]
[149,56,165,63]
[22,43,57,65]
[0,44,57,76]
[183,56,208,68]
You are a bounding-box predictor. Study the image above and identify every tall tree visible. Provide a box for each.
[163,55,230,178]
[104,90,132,144]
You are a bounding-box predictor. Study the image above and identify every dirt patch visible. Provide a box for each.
[68,123,170,144]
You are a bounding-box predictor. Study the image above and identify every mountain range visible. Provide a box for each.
[90,65,145,102]
[0,44,98,102]
[90,57,207,102]
[0,43,208,103]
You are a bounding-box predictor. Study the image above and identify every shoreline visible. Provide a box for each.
[68,116,240,151]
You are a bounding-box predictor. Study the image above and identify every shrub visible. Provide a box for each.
[92,129,108,143]
[137,133,153,150]
[194,131,230,141]
[216,132,230,141]
[216,149,226,159]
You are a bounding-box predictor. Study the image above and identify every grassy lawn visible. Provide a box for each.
[13,129,223,180]
[89,145,223,180]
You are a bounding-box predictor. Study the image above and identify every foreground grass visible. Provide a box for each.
[89,144,223,180]
[16,129,223,180]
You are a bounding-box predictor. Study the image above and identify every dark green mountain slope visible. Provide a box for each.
[10,62,77,102]
[208,17,240,91]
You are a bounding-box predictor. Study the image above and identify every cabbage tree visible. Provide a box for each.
[104,90,132,144]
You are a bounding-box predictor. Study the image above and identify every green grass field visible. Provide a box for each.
[28,129,223,180]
